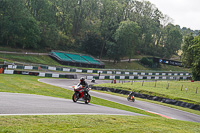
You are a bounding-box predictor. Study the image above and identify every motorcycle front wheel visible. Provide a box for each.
[85,94,91,104]
[72,92,79,102]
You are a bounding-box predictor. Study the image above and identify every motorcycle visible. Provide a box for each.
[91,78,95,83]
[127,92,135,102]
[72,85,91,104]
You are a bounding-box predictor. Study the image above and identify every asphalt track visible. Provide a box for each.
[0,92,142,116]
[39,79,200,123]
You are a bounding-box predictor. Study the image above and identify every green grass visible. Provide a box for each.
[0,74,155,117]
[0,53,61,66]
[0,115,200,133]
[104,61,146,70]
[94,81,200,105]
[104,61,190,71]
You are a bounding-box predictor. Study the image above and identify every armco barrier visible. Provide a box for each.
[7,64,191,77]
[3,70,77,79]
[91,86,200,111]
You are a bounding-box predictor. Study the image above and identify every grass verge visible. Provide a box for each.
[0,115,200,133]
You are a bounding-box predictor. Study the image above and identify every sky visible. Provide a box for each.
[145,0,200,30]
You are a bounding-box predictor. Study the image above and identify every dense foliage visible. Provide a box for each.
[182,33,200,80]
[140,57,153,67]
[0,0,196,61]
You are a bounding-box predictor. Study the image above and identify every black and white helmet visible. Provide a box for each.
[80,77,85,82]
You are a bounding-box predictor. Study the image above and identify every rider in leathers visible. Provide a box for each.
[78,77,88,98]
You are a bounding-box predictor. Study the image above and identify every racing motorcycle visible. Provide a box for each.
[91,78,95,83]
[72,85,91,104]
[127,92,135,102]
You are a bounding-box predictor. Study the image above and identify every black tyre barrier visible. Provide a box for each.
[91,86,200,111]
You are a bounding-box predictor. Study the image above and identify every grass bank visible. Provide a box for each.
[0,53,60,66]
[94,80,200,105]
[104,61,190,71]
[0,115,200,133]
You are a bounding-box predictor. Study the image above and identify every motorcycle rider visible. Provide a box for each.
[78,77,89,97]
[127,91,135,102]
[129,91,134,96]
[91,78,95,83]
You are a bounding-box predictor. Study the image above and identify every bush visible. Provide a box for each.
[140,57,153,67]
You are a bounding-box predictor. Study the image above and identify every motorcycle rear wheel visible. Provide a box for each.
[72,93,79,102]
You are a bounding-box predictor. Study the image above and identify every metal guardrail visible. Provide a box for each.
[1,55,191,77]
[3,62,191,78]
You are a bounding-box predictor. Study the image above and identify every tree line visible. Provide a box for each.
[0,0,198,62]
[182,33,200,80]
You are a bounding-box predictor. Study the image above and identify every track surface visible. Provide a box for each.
[39,79,200,123]
[0,92,143,116]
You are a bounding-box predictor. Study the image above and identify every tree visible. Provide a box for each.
[40,24,60,49]
[162,24,183,58]
[182,33,200,80]
[0,0,40,49]
[0,0,191,56]
[128,0,165,55]
[99,0,124,59]
[55,0,79,35]
[113,20,140,62]
[182,33,194,67]
[25,0,57,24]
[81,31,104,57]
